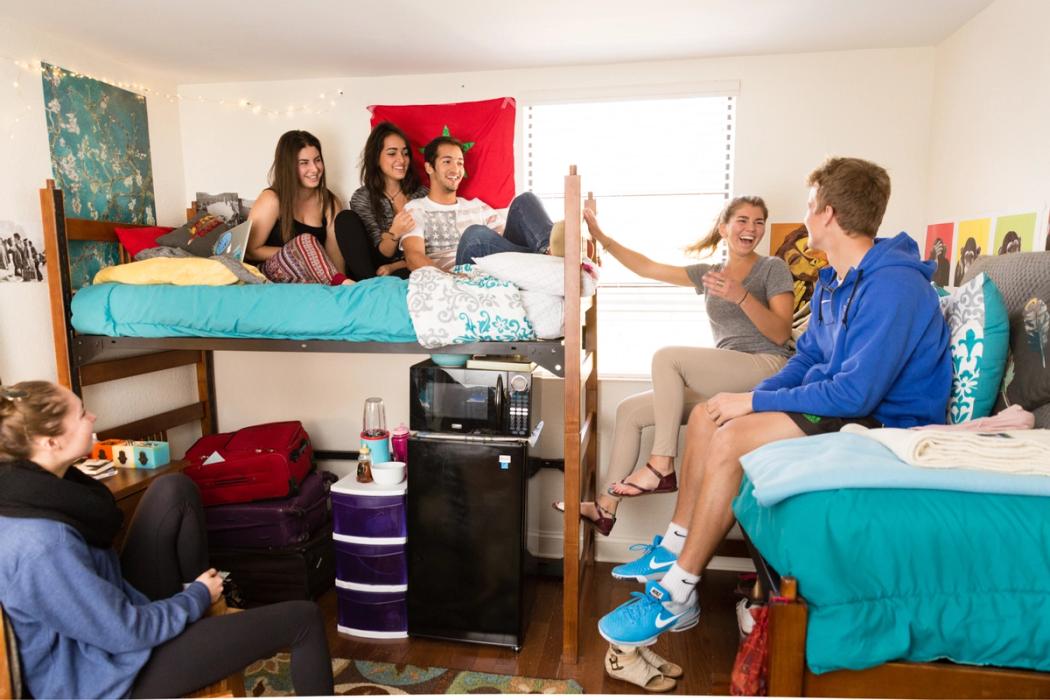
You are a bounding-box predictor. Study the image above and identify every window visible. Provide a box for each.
[525,94,736,376]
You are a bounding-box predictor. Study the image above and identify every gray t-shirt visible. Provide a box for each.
[685,256,795,358]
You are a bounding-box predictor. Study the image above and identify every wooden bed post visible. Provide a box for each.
[40,179,77,391]
[768,576,808,696]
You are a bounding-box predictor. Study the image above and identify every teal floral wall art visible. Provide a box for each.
[41,62,157,288]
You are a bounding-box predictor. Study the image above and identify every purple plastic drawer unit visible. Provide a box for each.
[334,535,407,587]
[336,580,407,639]
[331,476,407,540]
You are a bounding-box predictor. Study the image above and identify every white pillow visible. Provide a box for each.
[520,290,564,339]
[472,252,597,297]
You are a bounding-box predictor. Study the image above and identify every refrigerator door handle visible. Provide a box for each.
[494,373,504,428]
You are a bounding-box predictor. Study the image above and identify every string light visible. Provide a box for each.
[0,52,348,121]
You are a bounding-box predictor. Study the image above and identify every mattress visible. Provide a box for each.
[71,276,417,342]
[733,477,1050,674]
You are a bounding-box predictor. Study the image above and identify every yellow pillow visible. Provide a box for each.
[93,257,264,286]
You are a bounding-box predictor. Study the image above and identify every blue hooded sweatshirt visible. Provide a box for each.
[751,232,951,427]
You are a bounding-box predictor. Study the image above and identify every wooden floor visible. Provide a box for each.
[320,564,743,694]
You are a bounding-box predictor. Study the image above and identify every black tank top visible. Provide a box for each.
[262,218,328,250]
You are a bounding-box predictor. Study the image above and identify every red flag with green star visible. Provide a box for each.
[367,97,516,207]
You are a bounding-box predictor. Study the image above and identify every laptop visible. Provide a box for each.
[212,219,252,261]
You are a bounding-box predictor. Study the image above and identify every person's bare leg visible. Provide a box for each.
[668,404,719,529]
[674,412,803,577]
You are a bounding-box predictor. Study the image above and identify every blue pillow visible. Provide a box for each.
[937,272,1009,423]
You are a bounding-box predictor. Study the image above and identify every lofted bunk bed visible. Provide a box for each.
[40,167,599,663]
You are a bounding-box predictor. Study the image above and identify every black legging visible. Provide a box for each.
[120,475,334,698]
[334,209,410,281]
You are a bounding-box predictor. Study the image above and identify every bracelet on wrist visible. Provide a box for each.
[736,290,749,305]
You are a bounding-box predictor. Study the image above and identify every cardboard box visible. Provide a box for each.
[113,441,170,469]
[92,439,127,461]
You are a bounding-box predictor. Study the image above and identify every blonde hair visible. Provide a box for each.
[0,381,69,461]
[684,196,768,257]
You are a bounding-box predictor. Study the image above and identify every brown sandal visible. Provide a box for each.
[605,644,676,692]
[609,463,678,498]
[552,500,616,536]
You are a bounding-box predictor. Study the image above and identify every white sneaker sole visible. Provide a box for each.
[610,570,665,583]
[597,608,701,647]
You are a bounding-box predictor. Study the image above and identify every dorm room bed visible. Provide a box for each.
[41,169,600,663]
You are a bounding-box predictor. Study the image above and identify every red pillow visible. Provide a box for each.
[114,226,175,257]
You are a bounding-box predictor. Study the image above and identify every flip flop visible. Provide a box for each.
[638,646,684,679]
[605,644,676,692]
[608,463,678,498]
[552,500,616,537]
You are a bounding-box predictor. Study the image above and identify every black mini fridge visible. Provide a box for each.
[406,435,527,649]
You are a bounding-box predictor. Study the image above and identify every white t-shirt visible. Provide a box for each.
[401,197,506,271]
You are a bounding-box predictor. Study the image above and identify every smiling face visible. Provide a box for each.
[719,203,766,256]
[378,134,411,185]
[296,146,324,189]
[425,143,465,195]
[803,185,832,251]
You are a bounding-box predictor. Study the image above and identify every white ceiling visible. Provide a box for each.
[8,0,994,85]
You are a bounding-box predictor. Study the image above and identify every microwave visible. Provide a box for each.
[409,360,534,437]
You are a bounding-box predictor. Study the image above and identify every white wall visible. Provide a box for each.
[0,18,201,452]
[177,47,936,561]
[925,0,1050,227]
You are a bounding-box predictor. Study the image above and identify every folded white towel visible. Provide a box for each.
[842,425,1050,476]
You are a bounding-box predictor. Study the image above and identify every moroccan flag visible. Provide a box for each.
[368,97,516,208]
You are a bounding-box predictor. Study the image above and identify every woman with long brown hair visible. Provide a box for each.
[334,121,428,280]
[555,196,795,538]
[246,130,352,285]
[0,381,333,698]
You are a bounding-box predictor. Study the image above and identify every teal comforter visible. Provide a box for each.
[71,277,417,342]
[734,477,1050,674]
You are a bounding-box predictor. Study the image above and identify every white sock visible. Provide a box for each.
[660,562,700,605]
[662,522,688,556]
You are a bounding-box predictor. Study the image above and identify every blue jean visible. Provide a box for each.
[455,192,553,266]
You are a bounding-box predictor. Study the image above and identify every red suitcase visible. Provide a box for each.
[204,470,335,549]
[184,421,313,506]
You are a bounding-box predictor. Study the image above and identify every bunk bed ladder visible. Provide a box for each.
[561,169,599,664]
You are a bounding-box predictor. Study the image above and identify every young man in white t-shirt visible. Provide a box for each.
[401,136,554,272]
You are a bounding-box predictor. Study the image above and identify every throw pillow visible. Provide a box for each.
[156,213,232,258]
[472,252,598,297]
[114,226,174,258]
[937,272,1009,423]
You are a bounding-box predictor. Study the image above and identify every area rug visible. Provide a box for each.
[244,653,584,695]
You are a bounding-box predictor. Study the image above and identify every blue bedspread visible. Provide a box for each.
[734,478,1050,674]
[71,277,417,342]
[740,432,1050,506]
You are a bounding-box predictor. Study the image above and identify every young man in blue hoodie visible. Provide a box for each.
[598,156,952,646]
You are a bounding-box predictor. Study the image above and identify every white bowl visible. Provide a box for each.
[371,461,406,485]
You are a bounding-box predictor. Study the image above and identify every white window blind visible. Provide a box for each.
[525,95,736,376]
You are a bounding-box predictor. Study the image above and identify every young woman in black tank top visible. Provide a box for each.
[246,130,353,285]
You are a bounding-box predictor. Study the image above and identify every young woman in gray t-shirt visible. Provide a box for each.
[555,196,794,536]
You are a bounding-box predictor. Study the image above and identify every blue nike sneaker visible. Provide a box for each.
[598,581,700,646]
[611,535,677,582]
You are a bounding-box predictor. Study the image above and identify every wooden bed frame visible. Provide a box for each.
[40,168,599,663]
[747,538,1050,698]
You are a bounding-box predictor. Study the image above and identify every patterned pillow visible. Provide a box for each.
[156,213,232,258]
[937,272,1009,423]
[406,265,535,349]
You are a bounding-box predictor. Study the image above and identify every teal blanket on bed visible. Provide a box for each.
[733,477,1050,674]
[71,277,417,342]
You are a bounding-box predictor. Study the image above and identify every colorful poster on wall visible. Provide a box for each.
[992,212,1037,255]
[954,218,991,287]
[924,222,954,288]
[769,222,828,313]
[41,62,156,288]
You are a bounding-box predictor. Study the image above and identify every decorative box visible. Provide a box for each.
[92,439,127,461]
[113,440,170,469]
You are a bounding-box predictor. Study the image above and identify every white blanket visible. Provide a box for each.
[842,424,1050,476]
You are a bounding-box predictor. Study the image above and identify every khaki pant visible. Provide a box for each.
[607,346,787,481]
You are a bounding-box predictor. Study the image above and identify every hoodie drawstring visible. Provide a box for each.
[816,268,863,327]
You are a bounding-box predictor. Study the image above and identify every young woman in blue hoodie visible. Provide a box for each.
[0,381,334,699]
